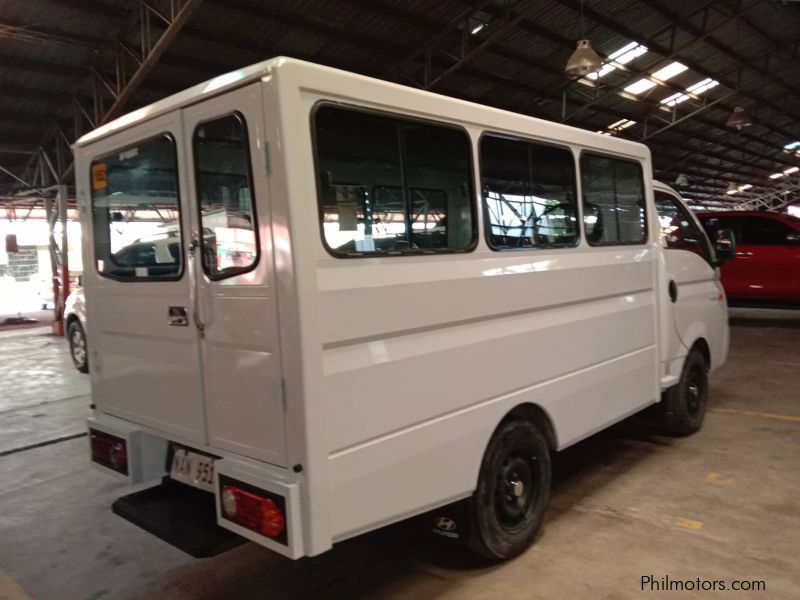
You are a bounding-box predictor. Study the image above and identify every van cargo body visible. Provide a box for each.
[76,57,729,560]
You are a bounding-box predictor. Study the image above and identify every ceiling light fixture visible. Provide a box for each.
[738,184,753,191]
[675,174,689,186]
[565,0,601,79]
[566,39,602,79]
[784,166,799,175]
[769,172,784,179]
[726,106,753,130]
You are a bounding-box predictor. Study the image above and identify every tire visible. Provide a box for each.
[465,419,551,560]
[68,320,89,373]
[662,348,708,436]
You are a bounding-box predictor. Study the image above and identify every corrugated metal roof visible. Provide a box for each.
[1,0,798,205]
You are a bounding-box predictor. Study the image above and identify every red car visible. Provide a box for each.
[696,210,800,305]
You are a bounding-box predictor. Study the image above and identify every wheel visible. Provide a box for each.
[662,348,708,436]
[465,419,551,560]
[68,320,89,373]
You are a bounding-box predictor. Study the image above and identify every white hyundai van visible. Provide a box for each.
[76,58,733,561]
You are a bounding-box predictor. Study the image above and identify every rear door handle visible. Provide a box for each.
[168,306,189,326]
[736,251,753,257]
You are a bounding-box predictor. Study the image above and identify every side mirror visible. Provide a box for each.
[786,232,800,245]
[714,228,736,265]
[5,234,18,253]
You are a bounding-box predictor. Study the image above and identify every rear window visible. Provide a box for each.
[91,135,182,280]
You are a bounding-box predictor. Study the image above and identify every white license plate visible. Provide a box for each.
[170,448,215,493]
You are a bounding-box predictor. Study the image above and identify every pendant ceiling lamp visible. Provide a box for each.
[565,0,601,79]
[726,106,753,130]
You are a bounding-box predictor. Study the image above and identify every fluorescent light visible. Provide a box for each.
[471,22,486,34]
[587,42,647,80]
[624,78,657,94]
[769,172,784,179]
[725,189,737,195]
[738,184,752,191]
[783,141,800,152]
[784,166,799,174]
[651,61,688,82]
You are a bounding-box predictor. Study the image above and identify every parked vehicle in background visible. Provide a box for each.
[64,288,88,372]
[696,211,800,306]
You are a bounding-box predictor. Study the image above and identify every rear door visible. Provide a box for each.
[654,191,726,361]
[182,83,287,466]
[738,216,798,299]
[86,113,206,442]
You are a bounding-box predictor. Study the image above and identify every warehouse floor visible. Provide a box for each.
[1,309,799,600]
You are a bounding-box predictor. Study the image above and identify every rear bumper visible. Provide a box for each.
[88,414,306,559]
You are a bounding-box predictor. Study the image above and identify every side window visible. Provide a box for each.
[313,105,475,256]
[580,153,647,245]
[480,134,578,250]
[654,191,712,264]
[194,113,258,279]
[740,217,793,245]
[91,135,182,280]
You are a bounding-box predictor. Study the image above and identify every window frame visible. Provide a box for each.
[579,150,649,247]
[739,215,794,246]
[478,131,581,252]
[310,100,479,259]
[654,190,715,267]
[90,132,185,283]
[191,110,261,281]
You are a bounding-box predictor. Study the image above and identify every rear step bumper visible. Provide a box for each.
[112,478,245,558]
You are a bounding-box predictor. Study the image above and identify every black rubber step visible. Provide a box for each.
[112,478,245,558]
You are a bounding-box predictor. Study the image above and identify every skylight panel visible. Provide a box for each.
[686,78,718,94]
[651,61,688,82]
[587,41,647,80]
[624,78,657,95]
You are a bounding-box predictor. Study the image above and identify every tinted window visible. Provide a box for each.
[313,105,475,256]
[654,191,712,263]
[91,135,182,279]
[481,135,578,249]
[740,217,794,245]
[581,154,647,245]
[194,113,258,279]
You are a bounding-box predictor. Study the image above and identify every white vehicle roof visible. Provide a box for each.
[75,57,650,164]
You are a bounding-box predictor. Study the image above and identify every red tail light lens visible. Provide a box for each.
[89,429,128,475]
[220,481,286,540]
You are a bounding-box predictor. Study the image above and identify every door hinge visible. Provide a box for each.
[279,376,287,411]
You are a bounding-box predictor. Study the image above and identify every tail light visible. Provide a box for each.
[219,477,286,542]
[89,429,128,475]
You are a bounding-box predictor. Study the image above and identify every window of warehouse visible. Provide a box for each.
[580,153,647,245]
[313,105,476,256]
[481,134,579,250]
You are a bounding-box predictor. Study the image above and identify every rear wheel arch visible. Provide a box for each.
[502,403,558,451]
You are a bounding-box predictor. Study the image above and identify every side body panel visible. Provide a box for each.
[273,61,661,547]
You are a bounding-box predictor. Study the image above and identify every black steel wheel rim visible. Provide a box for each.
[686,364,705,416]
[494,449,538,530]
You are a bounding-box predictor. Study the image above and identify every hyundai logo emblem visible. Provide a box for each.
[434,516,457,532]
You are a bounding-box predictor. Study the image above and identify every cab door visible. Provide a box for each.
[655,191,726,362]
[182,83,287,466]
[737,215,800,300]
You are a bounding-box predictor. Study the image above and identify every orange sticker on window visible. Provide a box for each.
[92,163,108,190]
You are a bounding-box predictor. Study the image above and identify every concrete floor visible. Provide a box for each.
[0,309,798,599]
